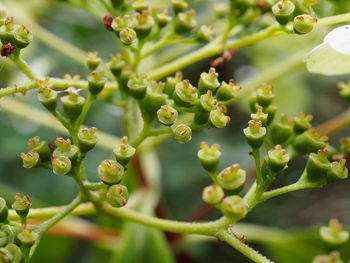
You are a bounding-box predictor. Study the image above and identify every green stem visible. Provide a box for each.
[9,50,37,80]
[74,93,96,132]
[252,148,262,186]
[51,110,71,131]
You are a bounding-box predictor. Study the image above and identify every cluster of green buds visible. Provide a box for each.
[20,136,51,168]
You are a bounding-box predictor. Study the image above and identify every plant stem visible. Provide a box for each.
[9,50,37,80]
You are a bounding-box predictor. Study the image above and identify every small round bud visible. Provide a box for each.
[293,129,328,153]
[196,25,215,43]
[20,151,39,169]
[199,90,218,112]
[26,136,52,162]
[78,127,98,153]
[221,195,248,220]
[338,81,350,103]
[306,149,330,181]
[267,145,289,172]
[98,160,124,185]
[133,10,154,39]
[173,80,198,107]
[312,251,343,263]
[103,14,114,31]
[202,184,224,205]
[88,69,106,95]
[272,0,295,25]
[1,43,15,57]
[209,105,230,128]
[0,225,16,247]
[251,106,268,127]
[13,24,33,49]
[108,53,126,78]
[294,112,313,134]
[217,164,246,194]
[157,105,178,126]
[198,67,220,95]
[175,9,196,35]
[86,51,101,72]
[243,120,266,149]
[173,124,192,143]
[17,227,38,247]
[0,16,17,45]
[0,197,8,223]
[12,193,31,218]
[0,244,22,263]
[52,157,72,175]
[111,15,131,34]
[107,185,129,208]
[156,10,172,29]
[165,71,182,97]
[61,87,85,121]
[216,80,241,102]
[320,219,349,248]
[197,142,221,173]
[340,137,350,159]
[113,136,136,166]
[132,0,149,12]
[172,0,188,14]
[327,159,348,183]
[293,15,317,35]
[38,86,58,112]
[270,114,293,145]
[127,73,148,99]
[53,138,79,162]
[256,83,274,107]
[119,27,137,45]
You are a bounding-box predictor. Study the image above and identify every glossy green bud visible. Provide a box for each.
[196,25,215,43]
[127,73,148,99]
[217,164,246,194]
[306,149,330,181]
[320,219,349,248]
[13,24,33,49]
[209,104,230,128]
[156,9,172,29]
[294,112,313,134]
[0,198,8,222]
[0,244,22,263]
[338,81,350,103]
[38,86,58,112]
[197,142,221,173]
[175,9,196,35]
[293,15,317,35]
[256,83,274,107]
[132,0,149,12]
[202,184,224,205]
[53,138,79,162]
[267,145,289,172]
[265,105,278,126]
[61,87,85,121]
[293,129,328,153]
[52,157,72,175]
[0,16,17,45]
[113,136,136,166]
[78,127,98,153]
[312,252,343,263]
[26,136,51,162]
[86,51,101,72]
[133,10,154,38]
[107,185,128,208]
[340,137,350,159]
[174,124,192,143]
[221,195,248,220]
[108,53,126,77]
[157,105,178,126]
[20,151,39,169]
[270,114,293,145]
[18,227,38,247]
[12,193,30,218]
[172,0,188,14]
[173,80,198,107]
[140,81,168,118]
[165,71,182,97]
[198,68,220,95]
[251,106,268,127]
[111,15,131,34]
[244,120,266,149]
[272,0,295,25]
[98,160,124,185]
[199,90,218,112]
[216,80,242,102]
[88,69,106,95]
[119,27,137,46]
[327,159,348,183]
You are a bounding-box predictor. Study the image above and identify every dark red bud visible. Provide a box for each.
[103,14,114,31]
[1,43,15,57]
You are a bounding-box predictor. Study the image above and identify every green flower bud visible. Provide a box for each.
[172,0,188,14]
[140,81,168,118]
[88,69,106,95]
[173,80,198,107]
[0,244,22,263]
[132,0,149,12]
[221,195,248,220]
[0,16,17,45]
[265,105,278,126]
[256,83,274,108]
[165,71,182,97]
[175,9,196,35]
[306,149,330,181]
[52,157,72,175]
[127,73,148,99]
[196,25,215,42]
[267,145,289,172]
[98,160,124,185]
[108,53,126,77]
[119,27,137,45]
[38,86,58,112]
[0,198,8,223]
[26,136,51,162]
[61,87,85,121]
[133,10,154,39]
[340,137,350,159]
[17,227,38,247]
[294,112,313,134]
[20,151,39,169]
[78,127,98,153]
[217,164,246,194]
[320,219,349,248]
[338,81,350,103]
[312,252,343,263]
[251,106,268,127]
[107,185,129,208]
[209,105,230,128]
[272,0,295,25]
[0,225,16,247]
[198,68,220,95]
[174,124,192,143]
[293,129,328,153]
[199,90,218,112]
[270,114,293,145]
[13,24,33,49]
[86,51,101,72]
[155,9,172,29]
[293,15,317,35]
[113,136,136,166]
[197,142,221,173]
[53,138,79,162]
[216,80,242,102]
[12,193,30,218]
[244,120,266,149]
[157,105,178,126]
[202,184,224,205]
[111,15,131,34]
[327,159,348,183]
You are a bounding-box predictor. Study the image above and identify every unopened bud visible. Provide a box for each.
[157,105,178,126]
[221,195,248,220]
[107,185,129,208]
[217,164,246,194]
[197,142,221,173]
[202,184,224,205]
[98,160,124,185]
[113,136,136,166]
[174,124,192,143]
